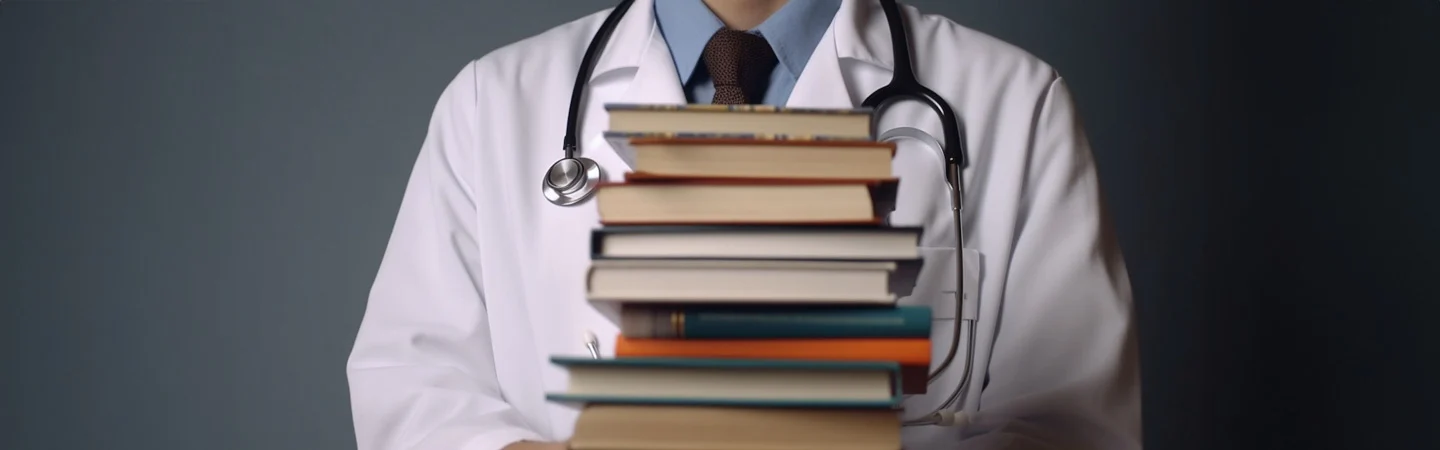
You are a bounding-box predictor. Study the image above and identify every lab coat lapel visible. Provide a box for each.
[784,25,857,109]
[616,25,688,106]
[526,0,669,361]
[551,0,687,363]
[604,26,688,167]
[579,4,687,171]
[826,2,977,421]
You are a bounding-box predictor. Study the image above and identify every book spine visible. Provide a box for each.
[613,337,932,366]
[627,306,931,339]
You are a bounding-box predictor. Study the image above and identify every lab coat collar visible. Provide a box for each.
[577,3,878,172]
[833,0,897,72]
[589,0,896,85]
[783,0,898,110]
[588,0,658,84]
[582,0,687,107]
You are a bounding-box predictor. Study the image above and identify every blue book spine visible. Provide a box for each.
[631,305,932,339]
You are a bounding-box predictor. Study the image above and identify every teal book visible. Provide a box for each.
[620,305,932,339]
[545,356,904,409]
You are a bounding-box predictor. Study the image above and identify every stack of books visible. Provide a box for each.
[547,104,929,450]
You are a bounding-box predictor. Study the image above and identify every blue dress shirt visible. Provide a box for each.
[653,0,841,106]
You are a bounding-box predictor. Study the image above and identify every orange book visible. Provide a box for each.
[614,335,930,366]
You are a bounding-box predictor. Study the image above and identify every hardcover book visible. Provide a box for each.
[605,103,876,140]
[546,356,905,408]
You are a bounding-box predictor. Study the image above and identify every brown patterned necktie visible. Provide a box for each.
[700,29,778,104]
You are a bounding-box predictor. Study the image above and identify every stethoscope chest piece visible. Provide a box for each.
[542,156,604,206]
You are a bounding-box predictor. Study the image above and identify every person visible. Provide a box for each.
[345,0,1141,449]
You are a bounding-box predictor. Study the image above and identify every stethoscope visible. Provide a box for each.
[542,0,978,429]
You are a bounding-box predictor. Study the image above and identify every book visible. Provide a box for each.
[605,104,875,140]
[613,305,935,395]
[546,356,904,408]
[586,258,921,304]
[595,175,900,225]
[612,337,933,395]
[604,132,896,180]
[614,336,929,367]
[591,225,922,260]
[617,304,932,339]
[549,103,932,445]
[568,404,902,450]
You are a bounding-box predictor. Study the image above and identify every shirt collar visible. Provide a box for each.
[654,0,841,84]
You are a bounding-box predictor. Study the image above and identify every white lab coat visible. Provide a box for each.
[346,1,1141,449]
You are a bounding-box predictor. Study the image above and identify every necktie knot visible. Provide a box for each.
[700,29,778,104]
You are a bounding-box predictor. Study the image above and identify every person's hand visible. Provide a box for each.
[501,441,566,450]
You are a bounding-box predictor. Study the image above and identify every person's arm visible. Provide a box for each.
[346,61,550,450]
[959,75,1142,449]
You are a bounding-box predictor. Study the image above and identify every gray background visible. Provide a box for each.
[2,1,1437,449]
